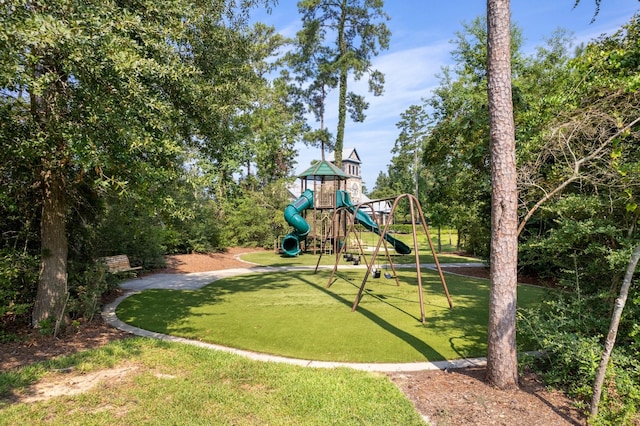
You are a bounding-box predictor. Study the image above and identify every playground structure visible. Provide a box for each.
[281,188,411,257]
[280,161,452,323]
[280,159,367,257]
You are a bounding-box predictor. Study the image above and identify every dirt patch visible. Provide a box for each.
[155,247,265,273]
[440,265,552,287]
[2,321,132,372]
[389,368,585,425]
[2,249,586,424]
[17,365,139,403]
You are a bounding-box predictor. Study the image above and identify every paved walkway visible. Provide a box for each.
[102,263,488,373]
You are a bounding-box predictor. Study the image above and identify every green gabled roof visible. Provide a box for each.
[298,160,349,179]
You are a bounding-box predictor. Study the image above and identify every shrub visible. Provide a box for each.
[519,291,640,423]
[162,199,223,254]
[222,183,290,248]
[519,195,627,293]
[95,199,166,268]
[593,353,640,425]
[0,250,38,324]
[66,260,119,322]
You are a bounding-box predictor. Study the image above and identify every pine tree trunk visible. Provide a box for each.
[335,68,346,169]
[486,0,519,389]
[32,170,69,327]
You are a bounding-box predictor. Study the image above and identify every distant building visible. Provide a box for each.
[328,147,362,203]
[288,148,391,225]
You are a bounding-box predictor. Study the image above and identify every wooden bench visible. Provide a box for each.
[99,255,142,273]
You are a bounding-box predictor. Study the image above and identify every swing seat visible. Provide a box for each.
[352,256,360,265]
[384,272,392,279]
[373,269,381,278]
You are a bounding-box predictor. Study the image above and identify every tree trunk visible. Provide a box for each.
[336,67,346,169]
[486,0,519,389]
[590,243,640,418]
[32,169,69,327]
[334,0,348,169]
[320,86,326,161]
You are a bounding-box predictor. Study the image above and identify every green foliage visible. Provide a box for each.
[37,318,55,336]
[163,200,223,254]
[66,261,115,322]
[1,0,283,323]
[221,182,290,248]
[0,250,38,321]
[572,14,640,93]
[520,289,640,423]
[216,25,304,183]
[417,14,640,417]
[95,198,166,269]
[158,176,225,255]
[629,292,640,354]
[519,195,628,289]
[370,104,431,220]
[519,297,602,396]
[415,16,522,256]
[368,171,396,199]
[0,94,41,326]
[594,352,640,425]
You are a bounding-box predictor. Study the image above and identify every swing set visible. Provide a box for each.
[316,193,453,323]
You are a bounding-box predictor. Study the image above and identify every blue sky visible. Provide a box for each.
[259,0,639,189]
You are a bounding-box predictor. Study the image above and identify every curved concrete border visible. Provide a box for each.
[102,264,488,372]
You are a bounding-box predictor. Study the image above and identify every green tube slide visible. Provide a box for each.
[281,189,314,256]
[336,190,411,255]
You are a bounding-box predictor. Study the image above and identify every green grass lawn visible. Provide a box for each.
[388,228,459,253]
[241,243,480,268]
[246,229,478,268]
[0,338,426,425]
[117,268,548,363]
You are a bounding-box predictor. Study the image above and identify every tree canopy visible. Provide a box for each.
[0,0,297,326]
